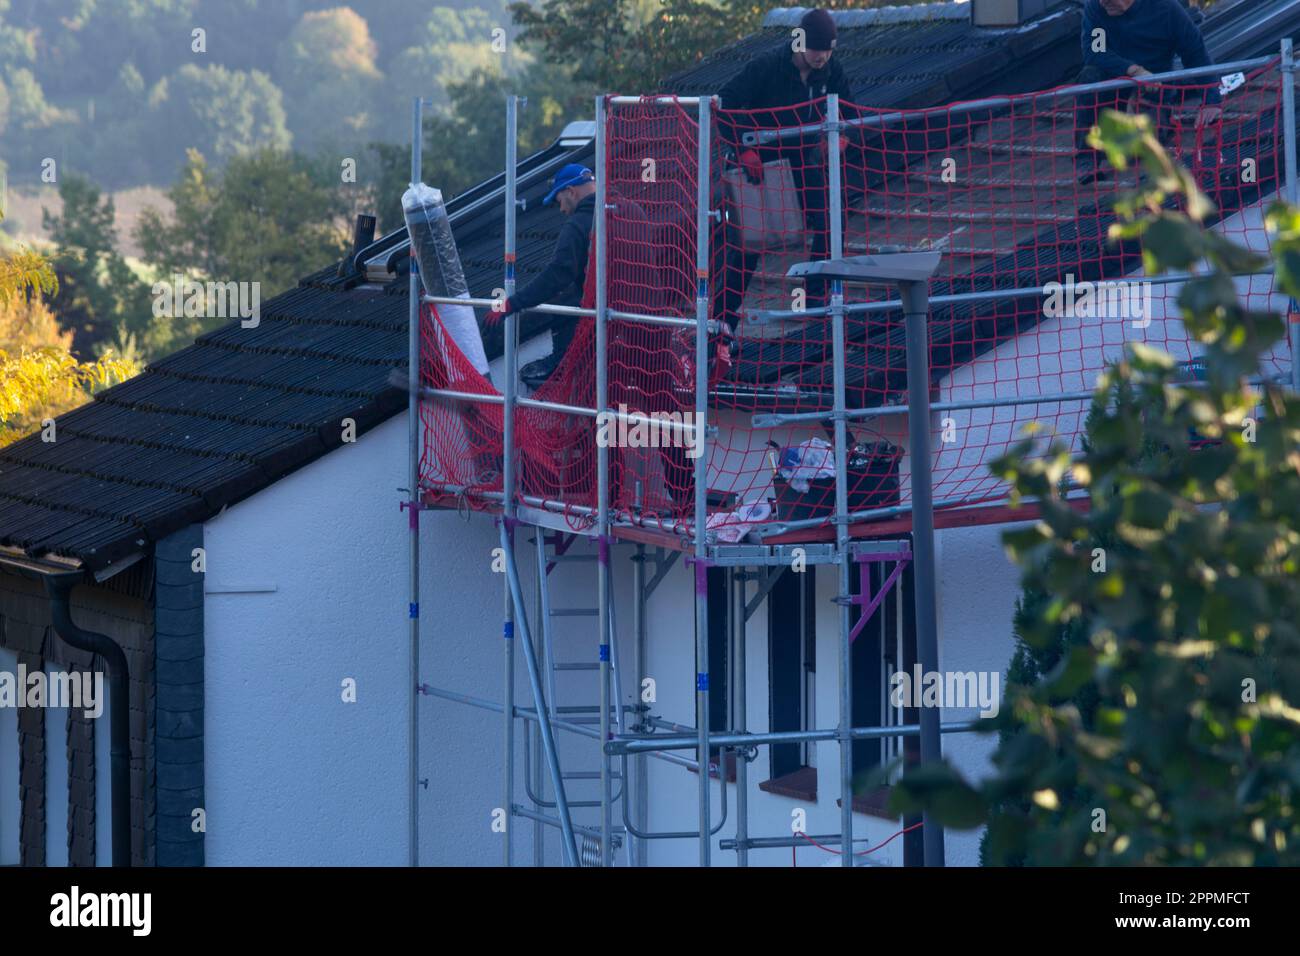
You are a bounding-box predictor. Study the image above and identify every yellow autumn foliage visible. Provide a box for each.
[0,229,140,445]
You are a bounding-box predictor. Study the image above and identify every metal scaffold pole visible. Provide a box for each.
[695,95,714,868]
[595,94,614,867]
[733,568,749,867]
[902,276,945,867]
[530,531,550,864]
[1282,39,1299,391]
[826,93,856,870]
[407,95,423,869]
[632,543,648,866]
[502,94,520,867]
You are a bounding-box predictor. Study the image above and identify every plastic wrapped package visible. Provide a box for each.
[403,182,489,376]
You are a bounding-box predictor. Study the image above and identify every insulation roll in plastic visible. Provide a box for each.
[403,182,489,376]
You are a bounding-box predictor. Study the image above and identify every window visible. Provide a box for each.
[761,543,916,803]
[767,567,815,784]
[697,567,729,760]
[850,549,916,786]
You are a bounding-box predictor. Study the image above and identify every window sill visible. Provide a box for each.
[836,785,900,822]
[759,766,818,802]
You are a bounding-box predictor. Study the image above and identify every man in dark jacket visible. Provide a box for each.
[1074,0,1222,169]
[494,163,597,386]
[716,7,855,318]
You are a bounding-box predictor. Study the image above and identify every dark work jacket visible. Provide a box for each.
[1081,0,1220,103]
[717,46,856,151]
[511,193,596,313]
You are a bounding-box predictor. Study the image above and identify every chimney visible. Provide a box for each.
[970,0,1052,28]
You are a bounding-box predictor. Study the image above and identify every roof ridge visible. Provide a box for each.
[763,3,976,29]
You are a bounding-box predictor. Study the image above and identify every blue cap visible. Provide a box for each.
[543,164,594,205]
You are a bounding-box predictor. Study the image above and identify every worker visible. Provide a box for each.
[491,163,598,387]
[716,7,856,318]
[1074,0,1222,173]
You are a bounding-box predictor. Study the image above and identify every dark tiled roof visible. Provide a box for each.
[0,285,407,572]
[717,0,1300,403]
[662,3,1079,105]
[1,0,1293,571]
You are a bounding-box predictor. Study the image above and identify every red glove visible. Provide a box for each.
[738,149,763,184]
[485,297,513,326]
[817,137,850,160]
[709,339,733,386]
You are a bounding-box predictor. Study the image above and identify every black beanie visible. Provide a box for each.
[801,8,837,52]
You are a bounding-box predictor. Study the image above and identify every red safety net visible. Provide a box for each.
[422,61,1293,537]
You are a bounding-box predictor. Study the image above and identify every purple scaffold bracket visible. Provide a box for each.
[847,553,911,644]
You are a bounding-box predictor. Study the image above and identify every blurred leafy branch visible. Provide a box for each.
[888,108,1300,866]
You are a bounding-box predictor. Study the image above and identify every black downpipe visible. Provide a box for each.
[45,574,131,867]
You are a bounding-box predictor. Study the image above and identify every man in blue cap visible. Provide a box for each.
[491,163,597,386]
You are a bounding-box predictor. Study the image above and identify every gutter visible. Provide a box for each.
[44,571,132,867]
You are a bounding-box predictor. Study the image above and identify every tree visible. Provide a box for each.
[32,0,198,98]
[146,64,291,173]
[383,6,509,127]
[506,0,891,94]
[979,407,1110,865]
[42,173,152,356]
[275,7,383,153]
[892,110,1300,865]
[509,0,751,93]
[371,58,587,232]
[362,0,514,64]
[136,147,350,306]
[0,214,136,446]
[2,66,71,130]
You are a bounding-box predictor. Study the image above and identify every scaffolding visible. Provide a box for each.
[407,43,1299,866]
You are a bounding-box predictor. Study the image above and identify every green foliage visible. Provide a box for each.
[275,7,382,152]
[371,59,587,231]
[2,67,73,130]
[31,0,199,98]
[382,6,515,129]
[509,0,760,93]
[136,147,350,306]
[892,110,1300,866]
[0,1,534,189]
[979,405,1113,866]
[42,174,152,356]
[147,64,292,167]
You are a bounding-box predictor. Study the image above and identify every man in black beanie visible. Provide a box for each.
[716,8,855,320]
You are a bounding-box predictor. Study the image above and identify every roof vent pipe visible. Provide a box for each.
[45,574,132,867]
[339,214,378,278]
